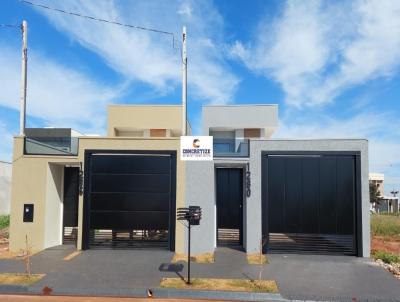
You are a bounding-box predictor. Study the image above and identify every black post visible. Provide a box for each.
[187,222,191,284]
[177,206,201,285]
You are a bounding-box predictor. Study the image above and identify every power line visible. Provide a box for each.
[19,0,179,50]
[0,23,21,30]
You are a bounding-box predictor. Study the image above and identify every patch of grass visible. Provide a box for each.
[371,214,400,237]
[247,253,269,265]
[160,277,278,293]
[0,215,10,230]
[0,273,45,286]
[372,250,400,264]
[380,212,400,217]
[172,253,214,264]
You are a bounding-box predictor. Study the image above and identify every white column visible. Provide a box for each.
[19,20,28,136]
[181,26,187,136]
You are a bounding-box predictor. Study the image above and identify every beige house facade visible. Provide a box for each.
[10,105,187,253]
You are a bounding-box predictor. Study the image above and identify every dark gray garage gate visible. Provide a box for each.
[262,152,361,256]
[82,150,176,251]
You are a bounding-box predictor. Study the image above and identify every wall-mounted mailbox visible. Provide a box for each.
[23,204,34,222]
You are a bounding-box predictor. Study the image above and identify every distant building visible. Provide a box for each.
[0,161,12,215]
[376,196,399,213]
[369,173,384,197]
[369,173,399,213]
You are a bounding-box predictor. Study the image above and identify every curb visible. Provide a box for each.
[28,287,148,297]
[0,285,289,301]
[153,288,287,301]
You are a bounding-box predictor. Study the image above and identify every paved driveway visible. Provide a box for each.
[264,253,400,301]
[0,245,399,301]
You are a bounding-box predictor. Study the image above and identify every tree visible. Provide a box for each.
[370,182,381,205]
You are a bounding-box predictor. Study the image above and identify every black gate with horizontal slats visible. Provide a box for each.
[262,153,359,255]
[82,151,176,250]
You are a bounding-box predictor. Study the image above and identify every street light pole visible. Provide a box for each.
[182,26,187,136]
[20,20,28,136]
[187,222,191,284]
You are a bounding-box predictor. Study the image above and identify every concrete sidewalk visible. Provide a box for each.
[0,245,399,301]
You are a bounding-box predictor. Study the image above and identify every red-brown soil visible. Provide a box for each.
[371,235,400,255]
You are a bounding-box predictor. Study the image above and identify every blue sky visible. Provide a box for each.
[0,0,399,193]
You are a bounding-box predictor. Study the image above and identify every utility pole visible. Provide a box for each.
[20,20,28,136]
[182,26,187,136]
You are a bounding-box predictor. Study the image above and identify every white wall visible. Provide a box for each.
[0,161,12,215]
[202,105,278,135]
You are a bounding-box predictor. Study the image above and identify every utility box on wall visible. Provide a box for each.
[23,204,34,222]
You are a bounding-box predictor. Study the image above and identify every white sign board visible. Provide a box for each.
[180,136,213,161]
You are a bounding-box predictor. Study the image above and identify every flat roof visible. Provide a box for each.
[370,173,384,180]
[108,104,182,107]
[254,138,369,142]
[203,104,278,107]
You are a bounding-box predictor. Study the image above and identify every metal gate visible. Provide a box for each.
[216,168,243,246]
[82,151,176,250]
[63,167,79,245]
[262,153,360,255]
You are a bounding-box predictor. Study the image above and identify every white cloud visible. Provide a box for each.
[231,0,400,107]
[34,0,239,103]
[0,45,121,134]
[177,2,193,19]
[274,111,397,139]
[274,111,400,192]
[230,0,400,191]
[0,122,13,162]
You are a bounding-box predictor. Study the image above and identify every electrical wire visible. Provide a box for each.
[18,0,179,51]
[0,24,21,30]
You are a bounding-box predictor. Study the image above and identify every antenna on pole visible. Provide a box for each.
[182,26,187,136]
[20,20,28,136]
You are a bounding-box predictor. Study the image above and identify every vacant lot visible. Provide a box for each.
[0,215,11,258]
[371,214,400,262]
[0,215,9,230]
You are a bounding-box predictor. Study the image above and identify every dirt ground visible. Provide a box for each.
[0,228,21,259]
[0,228,13,259]
[371,235,400,255]
[0,295,221,302]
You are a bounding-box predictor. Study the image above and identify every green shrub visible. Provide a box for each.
[0,215,10,230]
[371,214,400,237]
[372,250,400,264]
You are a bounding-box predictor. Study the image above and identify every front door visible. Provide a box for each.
[216,168,243,245]
[63,167,79,245]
